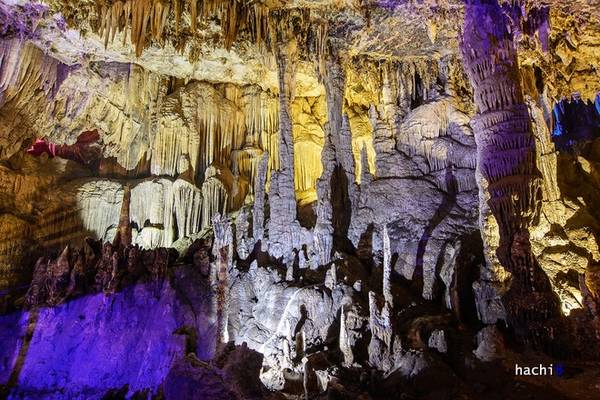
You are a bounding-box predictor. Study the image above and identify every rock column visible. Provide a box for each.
[267,27,307,260]
[314,51,358,264]
[212,214,233,348]
[461,0,560,347]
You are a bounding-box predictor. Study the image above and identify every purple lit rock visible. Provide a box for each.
[0,312,29,385]
[1,266,216,399]
[0,2,48,39]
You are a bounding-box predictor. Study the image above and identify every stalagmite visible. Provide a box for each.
[313,132,335,266]
[324,264,337,289]
[367,290,394,371]
[114,184,132,249]
[252,152,268,243]
[314,52,355,265]
[285,259,295,282]
[235,207,252,260]
[439,241,460,311]
[382,225,393,307]
[212,213,233,348]
[339,307,353,367]
[266,25,309,261]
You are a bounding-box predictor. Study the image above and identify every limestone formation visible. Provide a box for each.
[266,26,311,262]
[2,0,600,398]
[461,0,561,349]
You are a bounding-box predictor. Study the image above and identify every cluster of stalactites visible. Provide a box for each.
[235,85,280,189]
[551,92,600,149]
[378,57,444,116]
[93,0,272,56]
[0,39,66,96]
[0,39,71,159]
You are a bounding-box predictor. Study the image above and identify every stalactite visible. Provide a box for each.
[229,85,279,193]
[172,178,203,240]
[95,0,173,56]
[149,81,246,179]
[91,0,272,56]
[231,147,262,195]
[293,141,322,198]
[243,86,279,149]
[385,58,441,114]
[130,179,174,248]
[194,83,245,180]
[202,167,229,230]
[76,180,124,244]
[0,40,70,160]
[128,177,201,248]
[190,0,197,32]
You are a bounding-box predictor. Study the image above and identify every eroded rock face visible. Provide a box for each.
[164,343,266,400]
[1,262,217,399]
[2,0,600,398]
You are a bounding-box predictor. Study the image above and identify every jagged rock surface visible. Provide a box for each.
[2,0,600,398]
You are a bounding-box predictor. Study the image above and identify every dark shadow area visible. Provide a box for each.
[452,232,483,326]
[297,201,316,229]
[356,223,375,270]
[331,164,354,254]
[410,72,425,110]
[415,167,458,282]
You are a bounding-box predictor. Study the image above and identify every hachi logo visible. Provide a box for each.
[514,363,565,377]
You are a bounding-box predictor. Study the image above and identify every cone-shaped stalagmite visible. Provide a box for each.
[266,22,309,260]
[314,50,358,265]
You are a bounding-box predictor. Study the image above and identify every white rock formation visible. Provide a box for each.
[428,330,447,353]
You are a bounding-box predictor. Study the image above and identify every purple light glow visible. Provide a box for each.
[0,2,48,39]
[1,270,216,399]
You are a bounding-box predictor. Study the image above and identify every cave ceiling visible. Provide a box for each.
[2,0,599,96]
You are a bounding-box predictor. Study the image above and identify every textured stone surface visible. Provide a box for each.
[1,264,216,399]
[2,0,600,398]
